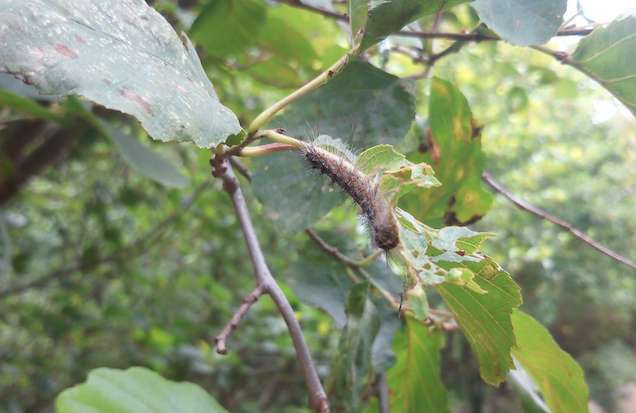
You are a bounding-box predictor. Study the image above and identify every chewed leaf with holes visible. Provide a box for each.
[396,208,492,293]
[0,0,241,147]
[571,13,636,117]
[355,145,440,204]
[437,258,522,386]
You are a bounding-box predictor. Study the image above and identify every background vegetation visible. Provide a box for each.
[1,0,635,412]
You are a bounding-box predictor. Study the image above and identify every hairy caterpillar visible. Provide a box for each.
[299,137,400,251]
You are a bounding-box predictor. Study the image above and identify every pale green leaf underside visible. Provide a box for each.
[511,311,590,413]
[571,13,636,116]
[473,0,567,46]
[0,0,241,147]
[56,367,229,413]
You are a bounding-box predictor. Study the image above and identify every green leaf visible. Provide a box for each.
[243,58,304,89]
[255,5,319,69]
[351,0,471,51]
[102,123,188,188]
[371,312,401,371]
[400,78,493,227]
[472,0,567,46]
[56,367,229,413]
[0,89,63,122]
[570,13,636,116]
[511,310,590,413]
[287,236,354,327]
[190,0,267,59]
[251,150,347,234]
[327,283,379,412]
[436,258,522,385]
[273,60,415,149]
[388,317,450,413]
[0,0,241,147]
[287,233,400,327]
[509,365,550,413]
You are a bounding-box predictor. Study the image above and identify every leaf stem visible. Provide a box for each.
[247,54,349,135]
[239,143,297,157]
[255,129,305,147]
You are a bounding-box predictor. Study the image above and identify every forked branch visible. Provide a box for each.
[212,156,330,413]
[214,284,266,355]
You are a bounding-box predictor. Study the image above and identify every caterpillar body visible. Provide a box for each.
[300,138,400,251]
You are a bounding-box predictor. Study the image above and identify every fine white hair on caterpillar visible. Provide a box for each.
[299,137,400,251]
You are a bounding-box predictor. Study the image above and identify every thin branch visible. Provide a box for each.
[305,228,371,267]
[396,30,497,42]
[239,142,297,157]
[276,0,595,40]
[305,229,399,309]
[0,182,209,299]
[377,373,390,413]
[212,157,330,413]
[247,54,349,134]
[230,156,252,182]
[214,284,266,354]
[279,0,347,22]
[482,171,636,271]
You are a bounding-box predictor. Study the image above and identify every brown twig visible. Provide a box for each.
[279,0,347,22]
[212,156,330,413]
[276,0,595,41]
[230,156,252,182]
[214,284,266,354]
[377,373,390,413]
[482,171,636,271]
[305,228,364,267]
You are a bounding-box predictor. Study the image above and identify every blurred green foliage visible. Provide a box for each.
[1,1,635,412]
